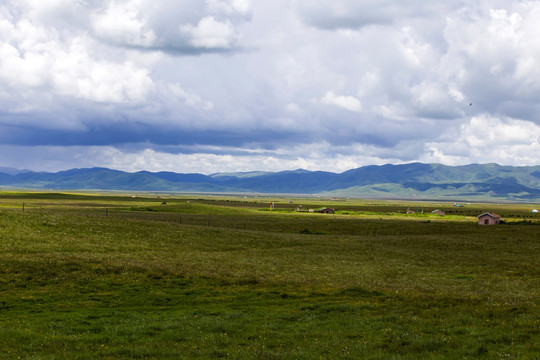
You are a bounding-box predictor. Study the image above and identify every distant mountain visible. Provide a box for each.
[1,163,539,201]
[0,167,32,175]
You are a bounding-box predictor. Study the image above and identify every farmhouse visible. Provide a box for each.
[477,212,501,225]
[431,209,445,216]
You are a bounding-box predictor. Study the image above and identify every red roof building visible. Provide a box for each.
[477,212,501,225]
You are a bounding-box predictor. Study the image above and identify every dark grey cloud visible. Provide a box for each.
[294,0,462,30]
[296,1,408,29]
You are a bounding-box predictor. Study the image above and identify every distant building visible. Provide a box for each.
[477,212,501,225]
[431,209,445,216]
[316,207,335,214]
[406,208,416,214]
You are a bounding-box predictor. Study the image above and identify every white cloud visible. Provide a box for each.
[180,16,240,49]
[462,115,538,148]
[206,0,252,17]
[166,83,214,111]
[423,115,540,166]
[0,143,408,174]
[85,0,248,53]
[322,91,362,112]
[0,15,153,106]
[90,0,157,48]
[18,0,87,28]
[441,2,540,120]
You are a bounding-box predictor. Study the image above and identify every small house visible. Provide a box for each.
[431,209,445,216]
[316,207,335,214]
[477,212,501,225]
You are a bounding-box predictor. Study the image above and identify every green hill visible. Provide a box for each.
[0,163,539,201]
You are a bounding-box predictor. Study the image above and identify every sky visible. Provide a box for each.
[1,0,540,174]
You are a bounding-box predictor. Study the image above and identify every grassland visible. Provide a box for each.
[0,192,538,359]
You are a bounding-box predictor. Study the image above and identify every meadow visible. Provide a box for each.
[0,192,538,359]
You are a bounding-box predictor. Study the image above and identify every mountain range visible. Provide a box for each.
[1,163,539,201]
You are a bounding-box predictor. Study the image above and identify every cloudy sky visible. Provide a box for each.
[1,0,539,174]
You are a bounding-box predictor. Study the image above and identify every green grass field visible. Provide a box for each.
[0,192,538,359]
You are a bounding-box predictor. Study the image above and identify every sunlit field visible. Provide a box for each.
[0,192,538,359]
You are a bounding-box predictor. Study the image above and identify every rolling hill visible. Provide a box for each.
[1,163,539,201]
